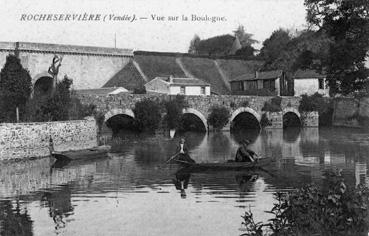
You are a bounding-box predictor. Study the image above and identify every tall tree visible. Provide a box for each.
[233,25,258,47]
[0,54,32,122]
[304,0,369,95]
[188,34,200,54]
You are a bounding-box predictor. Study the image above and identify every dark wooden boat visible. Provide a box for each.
[51,145,111,161]
[175,158,272,172]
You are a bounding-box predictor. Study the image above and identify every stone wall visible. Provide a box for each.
[77,93,301,118]
[0,118,97,161]
[0,42,133,89]
[264,112,283,129]
[333,97,369,127]
[77,93,316,129]
[301,112,319,127]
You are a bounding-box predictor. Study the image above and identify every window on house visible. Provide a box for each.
[201,87,205,94]
[319,79,324,89]
[180,86,185,94]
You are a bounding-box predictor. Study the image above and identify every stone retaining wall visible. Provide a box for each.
[0,118,97,161]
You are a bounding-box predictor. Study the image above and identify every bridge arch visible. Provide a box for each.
[282,107,301,128]
[33,72,54,97]
[230,107,261,123]
[104,108,135,123]
[182,108,208,131]
[230,107,261,129]
[282,107,301,119]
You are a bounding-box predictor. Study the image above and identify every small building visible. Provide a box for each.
[293,69,328,96]
[144,76,210,95]
[230,70,293,96]
[75,87,129,96]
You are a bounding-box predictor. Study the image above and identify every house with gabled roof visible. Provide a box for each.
[230,70,293,96]
[144,76,210,96]
[293,69,328,96]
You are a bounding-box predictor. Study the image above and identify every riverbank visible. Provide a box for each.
[0,117,98,161]
[333,97,369,128]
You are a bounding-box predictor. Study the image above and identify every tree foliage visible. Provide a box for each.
[259,29,292,67]
[262,96,282,112]
[260,29,332,73]
[26,76,73,121]
[207,105,230,130]
[233,25,258,47]
[188,34,201,54]
[299,92,333,126]
[0,54,32,122]
[133,99,162,132]
[188,26,257,57]
[304,0,369,95]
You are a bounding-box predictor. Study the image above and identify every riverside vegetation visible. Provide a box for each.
[240,170,369,236]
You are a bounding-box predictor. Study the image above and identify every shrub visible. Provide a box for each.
[164,95,188,129]
[262,96,282,112]
[25,76,73,121]
[207,105,230,130]
[260,113,271,128]
[69,92,97,120]
[299,93,333,126]
[240,170,369,236]
[133,99,162,132]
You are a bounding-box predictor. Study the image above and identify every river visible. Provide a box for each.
[0,127,369,236]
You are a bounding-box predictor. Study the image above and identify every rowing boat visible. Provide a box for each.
[51,145,111,161]
[174,158,272,172]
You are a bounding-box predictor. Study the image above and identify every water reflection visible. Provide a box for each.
[0,128,368,235]
[0,200,33,236]
[41,185,73,231]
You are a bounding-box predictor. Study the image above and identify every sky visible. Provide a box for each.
[0,0,307,52]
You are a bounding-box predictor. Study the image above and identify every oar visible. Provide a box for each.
[166,153,180,164]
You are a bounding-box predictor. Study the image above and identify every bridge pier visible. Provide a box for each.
[263,112,283,129]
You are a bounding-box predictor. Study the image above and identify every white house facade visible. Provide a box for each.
[145,76,210,95]
[293,70,329,96]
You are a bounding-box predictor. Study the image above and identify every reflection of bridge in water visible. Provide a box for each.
[2,128,367,201]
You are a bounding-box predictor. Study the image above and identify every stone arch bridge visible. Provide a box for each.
[77,94,319,131]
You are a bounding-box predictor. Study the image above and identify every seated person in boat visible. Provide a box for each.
[175,138,196,163]
[235,139,258,162]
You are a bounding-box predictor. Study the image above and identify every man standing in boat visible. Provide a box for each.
[235,139,258,162]
[175,138,196,163]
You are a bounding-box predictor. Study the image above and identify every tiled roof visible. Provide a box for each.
[217,59,263,82]
[181,57,230,94]
[172,78,210,86]
[75,87,128,96]
[230,73,256,82]
[294,69,325,79]
[103,60,146,90]
[257,70,283,80]
[156,77,210,86]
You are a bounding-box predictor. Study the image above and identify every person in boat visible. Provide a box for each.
[175,138,196,163]
[235,139,258,162]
